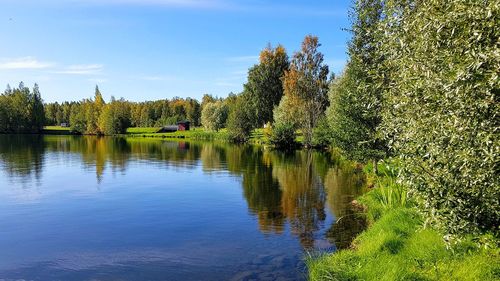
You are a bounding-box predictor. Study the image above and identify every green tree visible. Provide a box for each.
[378,0,499,234]
[244,44,289,128]
[69,101,87,134]
[227,95,253,142]
[0,82,45,133]
[30,83,45,132]
[327,0,387,165]
[99,97,131,135]
[201,101,228,131]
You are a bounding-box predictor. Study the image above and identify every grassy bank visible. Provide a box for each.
[42,126,299,146]
[123,127,230,141]
[42,126,72,135]
[308,164,499,281]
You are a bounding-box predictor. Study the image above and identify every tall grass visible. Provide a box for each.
[308,162,499,281]
[374,174,408,209]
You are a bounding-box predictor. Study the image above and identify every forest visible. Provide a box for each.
[0,0,498,279]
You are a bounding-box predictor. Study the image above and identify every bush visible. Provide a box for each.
[379,0,500,234]
[312,116,332,148]
[227,96,253,142]
[268,122,297,149]
[201,101,228,131]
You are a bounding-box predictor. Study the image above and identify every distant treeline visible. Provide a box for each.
[0,82,45,134]
[42,87,204,135]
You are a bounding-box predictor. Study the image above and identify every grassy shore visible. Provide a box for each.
[42,126,72,135]
[123,127,231,141]
[307,163,499,281]
[41,126,281,144]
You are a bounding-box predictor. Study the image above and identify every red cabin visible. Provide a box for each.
[177,121,190,131]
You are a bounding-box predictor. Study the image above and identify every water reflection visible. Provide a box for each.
[0,135,45,182]
[0,135,367,280]
[324,164,367,249]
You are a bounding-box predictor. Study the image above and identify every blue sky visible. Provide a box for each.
[0,0,351,102]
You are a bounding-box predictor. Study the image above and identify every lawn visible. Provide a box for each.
[42,126,72,135]
[43,126,71,131]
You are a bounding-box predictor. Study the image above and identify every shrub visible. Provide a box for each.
[268,122,297,149]
[312,116,333,148]
[379,0,500,234]
[227,96,253,142]
[201,101,228,131]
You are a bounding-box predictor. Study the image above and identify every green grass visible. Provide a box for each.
[42,126,72,135]
[126,127,159,134]
[308,170,500,281]
[43,126,71,131]
[40,126,302,146]
[123,127,230,141]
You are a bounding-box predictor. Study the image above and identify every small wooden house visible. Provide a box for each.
[177,121,190,131]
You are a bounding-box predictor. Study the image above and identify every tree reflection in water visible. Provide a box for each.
[0,135,367,250]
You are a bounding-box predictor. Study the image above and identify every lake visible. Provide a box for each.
[0,135,366,281]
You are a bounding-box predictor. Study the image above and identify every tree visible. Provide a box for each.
[244,44,289,127]
[327,0,387,165]
[31,83,45,132]
[185,98,201,126]
[0,82,45,133]
[201,101,228,131]
[99,97,131,135]
[282,35,330,147]
[69,101,87,134]
[227,95,254,142]
[85,85,105,134]
[378,0,499,234]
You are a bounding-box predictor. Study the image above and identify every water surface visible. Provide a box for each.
[0,135,366,281]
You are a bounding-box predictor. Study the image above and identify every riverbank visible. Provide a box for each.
[41,126,271,144]
[308,163,499,281]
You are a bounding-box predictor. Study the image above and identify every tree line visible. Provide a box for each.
[42,86,203,135]
[0,82,45,133]
[0,0,496,236]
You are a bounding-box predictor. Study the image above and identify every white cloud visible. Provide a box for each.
[54,64,104,75]
[0,57,54,70]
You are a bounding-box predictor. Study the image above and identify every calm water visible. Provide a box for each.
[0,135,366,281]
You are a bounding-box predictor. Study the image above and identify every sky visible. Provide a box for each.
[0,0,351,103]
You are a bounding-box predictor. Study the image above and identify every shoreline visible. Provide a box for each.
[307,164,499,280]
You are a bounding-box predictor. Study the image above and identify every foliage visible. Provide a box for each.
[378,0,500,234]
[326,0,387,163]
[244,44,289,128]
[272,95,303,129]
[282,35,330,147]
[69,101,86,134]
[312,116,332,148]
[0,82,45,133]
[227,95,254,142]
[268,122,297,149]
[200,101,228,131]
[99,97,131,135]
